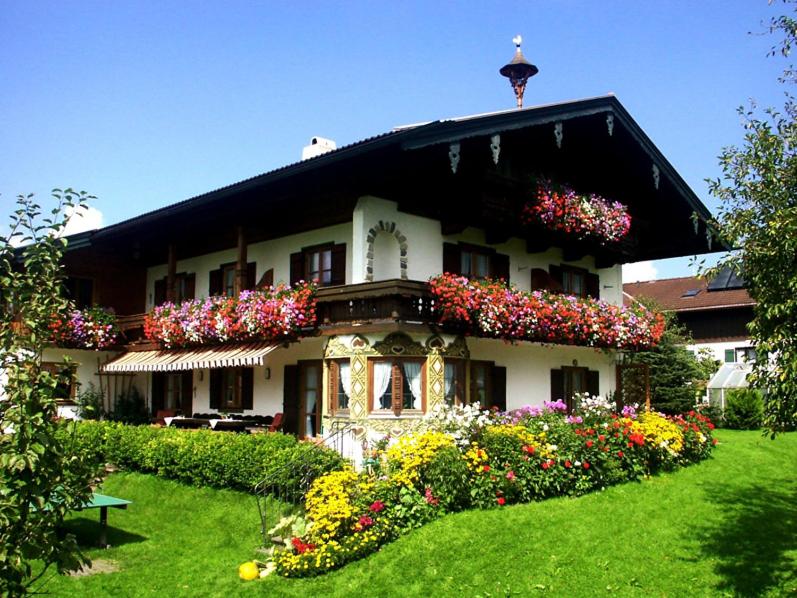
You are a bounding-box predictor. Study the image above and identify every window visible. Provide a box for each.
[300,361,322,437]
[551,366,599,411]
[290,243,346,287]
[209,368,253,411]
[64,277,94,309]
[152,371,193,415]
[208,263,255,298]
[736,347,756,363]
[369,358,425,415]
[536,265,599,299]
[444,360,466,405]
[443,242,509,281]
[41,362,76,402]
[327,360,351,412]
[154,272,196,305]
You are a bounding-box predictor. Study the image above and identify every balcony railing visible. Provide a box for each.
[314,279,435,327]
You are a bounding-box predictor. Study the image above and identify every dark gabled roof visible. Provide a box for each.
[623,272,754,312]
[91,95,715,241]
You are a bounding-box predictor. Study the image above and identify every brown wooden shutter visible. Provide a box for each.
[331,243,346,286]
[586,273,600,300]
[549,264,563,286]
[328,361,339,412]
[181,371,193,416]
[245,262,257,291]
[587,370,600,397]
[492,253,510,282]
[151,373,165,415]
[154,278,166,306]
[209,369,222,409]
[241,368,254,410]
[530,268,549,291]
[550,368,564,402]
[184,274,196,301]
[443,242,461,275]
[289,252,303,285]
[257,268,274,289]
[492,366,506,411]
[282,364,300,435]
[209,269,223,296]
[391,363,403,416]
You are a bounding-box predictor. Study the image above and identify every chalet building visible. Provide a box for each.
[623,268,755,364]
[45,94,715,439]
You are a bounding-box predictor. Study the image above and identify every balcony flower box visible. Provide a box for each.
[428,274,663,350]
[49,306,120,350]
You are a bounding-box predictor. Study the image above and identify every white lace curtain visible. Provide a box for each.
[444,363,457,405]
[372,361,393,410]
[339,362,351,401]
[402,362,423,409]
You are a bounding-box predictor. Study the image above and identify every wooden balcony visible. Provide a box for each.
[314,279,435,332]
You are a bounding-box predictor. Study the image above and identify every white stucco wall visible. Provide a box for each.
[352,195,623,305]
[687,339,754,364]
[145,222,353,309]
[467,338,617,408]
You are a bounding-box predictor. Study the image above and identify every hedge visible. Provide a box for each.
[59,421,346,497]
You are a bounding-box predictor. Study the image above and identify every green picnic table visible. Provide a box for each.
[80,493,132,547]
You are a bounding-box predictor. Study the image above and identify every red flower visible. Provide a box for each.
[497,497,506,506]
[369,500,385,513]
[583,461,591,470]
[564,460,572,468]
[598,434,606,442]
[483,465,491,473]
[586,440,594,448]
[617,450,624,458]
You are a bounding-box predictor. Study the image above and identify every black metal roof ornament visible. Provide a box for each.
[499,35,538,109]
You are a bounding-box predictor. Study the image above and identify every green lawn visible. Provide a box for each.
[43,430,797,597]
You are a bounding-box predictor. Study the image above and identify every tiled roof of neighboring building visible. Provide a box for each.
[623,275,754,312]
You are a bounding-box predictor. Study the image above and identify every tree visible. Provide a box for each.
[625,301,716,414]
[0,190,100,595]
[707,3,797,432]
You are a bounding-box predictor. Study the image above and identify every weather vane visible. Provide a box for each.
[499,35,539,109]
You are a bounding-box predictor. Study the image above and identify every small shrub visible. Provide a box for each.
[723,388,764,430]
[75,382,104,420]
[108,386,149,425]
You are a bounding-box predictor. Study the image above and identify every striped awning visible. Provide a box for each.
[101,342,280,373]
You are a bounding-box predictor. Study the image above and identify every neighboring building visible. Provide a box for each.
[39,95,714,440]
[623,268,755,364]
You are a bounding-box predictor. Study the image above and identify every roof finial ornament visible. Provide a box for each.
[499,34,539,109]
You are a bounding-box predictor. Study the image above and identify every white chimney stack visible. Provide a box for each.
[302,136,337,160]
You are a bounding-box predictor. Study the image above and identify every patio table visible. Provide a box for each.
[80,493,132,547]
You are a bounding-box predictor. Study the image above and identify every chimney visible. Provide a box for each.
[302,136,337,160]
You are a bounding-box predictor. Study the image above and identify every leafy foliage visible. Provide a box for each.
[0,190,100,595]
[707,4,797,432]
[625,301,717,414]
[724,388,765,430]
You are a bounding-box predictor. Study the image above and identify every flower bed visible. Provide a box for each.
[49,306,119,350]
[428,274,665,350]
[522,180,632,244]
[252,400,716,579]
[144,282,316,348]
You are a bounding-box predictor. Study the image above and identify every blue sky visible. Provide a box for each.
[0,1,789,280]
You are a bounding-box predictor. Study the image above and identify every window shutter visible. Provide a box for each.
[585,273,600,300]
[209,269,223,296]
[391,363,403,416]
[492,366,506,411]
[154,278,166,306]
[151,373,165,415]
[724,349,735,363]
[290,252,304,285]
[282,364,300,435]
[257,268,274,289]
[550,368,564,402]
[209,370,222,409]
[443,242,461,275]
[181,371,193,416]
[492,253,510,282]
[530,268,549,291]
[328,361,339,412]
[548,265,565,292]
[246,262,256,290]
[331,243,346,286]
[241,368,254,410]
[587,370,600,397]
[184,273,196,301]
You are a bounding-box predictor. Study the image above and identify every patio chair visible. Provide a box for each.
[268,412,283,432]
[153,409,176,426]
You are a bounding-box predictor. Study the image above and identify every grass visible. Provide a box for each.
[43,429,797,597]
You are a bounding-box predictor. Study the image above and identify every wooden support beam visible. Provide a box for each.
[526,237,550,254]
[563,246,588,263]
[234,226,247,295]
[166,244,176,302]
[485,227,510,246]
